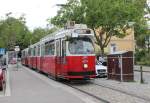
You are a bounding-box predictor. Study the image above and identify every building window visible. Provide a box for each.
[110,43,117,53]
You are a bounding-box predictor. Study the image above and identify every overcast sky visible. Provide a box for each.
[0,0,67,30]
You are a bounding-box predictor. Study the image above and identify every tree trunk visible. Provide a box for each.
[100,46,105,57]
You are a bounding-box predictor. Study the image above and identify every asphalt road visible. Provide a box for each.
[0,64,98,103]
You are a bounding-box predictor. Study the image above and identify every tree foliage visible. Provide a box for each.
[0,15,31,50]
[137,1,150,52]
[31,27,57,44]
[134,23,149,48]
[51,0,85,27]
[50,0,146,56]
[0,14,57,51]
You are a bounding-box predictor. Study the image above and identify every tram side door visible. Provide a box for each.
[60,39,67,76]
[56,40,61,76]
[40,44,45,71]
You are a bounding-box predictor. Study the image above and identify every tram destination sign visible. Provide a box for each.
[74,29,91,34]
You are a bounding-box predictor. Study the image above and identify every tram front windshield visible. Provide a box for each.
[68,38,94,54]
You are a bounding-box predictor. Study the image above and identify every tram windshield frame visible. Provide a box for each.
[68,37,94,55]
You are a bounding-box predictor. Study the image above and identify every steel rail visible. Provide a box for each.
[63,81,110,103]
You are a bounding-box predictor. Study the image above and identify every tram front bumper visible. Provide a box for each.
[66,71,96,79]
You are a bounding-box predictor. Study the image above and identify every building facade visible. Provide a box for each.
[107,28,135,54]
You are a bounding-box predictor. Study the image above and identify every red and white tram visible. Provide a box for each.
[22,23,96,80]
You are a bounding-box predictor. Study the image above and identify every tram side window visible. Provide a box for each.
[33,47,36,56]
[31,48,34,56]
[56,41,60,56]
[37,45,40,56]
[45,42,55,56]
[45,43,48,55]
[30,48,33,56]
[62,40,66,57]
[51,44,55,55]
[41,44,45,56]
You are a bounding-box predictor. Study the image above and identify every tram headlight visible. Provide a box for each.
[83,64,88,69]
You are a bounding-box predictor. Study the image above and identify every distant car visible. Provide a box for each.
[95,60,107,77]
[10,58,17,64]
[0,68,4,90]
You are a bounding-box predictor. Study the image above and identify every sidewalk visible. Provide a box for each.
[134,66,150,71]
[94,77,150,102]
[0,64,98,103]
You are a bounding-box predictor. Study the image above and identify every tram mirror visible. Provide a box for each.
[65,35,71,41]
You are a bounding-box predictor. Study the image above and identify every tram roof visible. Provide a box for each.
[29,41,41,48]
[40,24,94,43]
[22,48,28,52]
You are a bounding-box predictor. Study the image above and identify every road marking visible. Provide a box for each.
[24,66,100,103]
[4,70,11,96]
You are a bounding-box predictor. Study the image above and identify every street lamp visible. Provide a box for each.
[56,4,70,7]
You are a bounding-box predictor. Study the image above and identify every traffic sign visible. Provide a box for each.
[14,46,20,52]
[0,48,5,55]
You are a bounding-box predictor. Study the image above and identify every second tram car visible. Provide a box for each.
[21,48,28,66]
[22,23,96,80]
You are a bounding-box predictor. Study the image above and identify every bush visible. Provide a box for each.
[140,53,150,66]
[135,49,146,62]
[135,49,150,66]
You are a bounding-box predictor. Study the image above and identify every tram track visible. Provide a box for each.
[63,80,150,103]
[91,81,150,102]
[62,81,110,103]
[44,69,150,103]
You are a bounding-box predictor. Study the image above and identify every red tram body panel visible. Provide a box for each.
[28,56,33,68]
[21,58,25,65]
[25,57,28,66]
[36,56,41,71]
[32,56,37,69]
[41,56,56,76]
[65,56,95,79]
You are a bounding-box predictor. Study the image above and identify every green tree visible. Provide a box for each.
[31,27,57,44]
[31,28,47,44]
[82,0,146,56]
[134,23,148,49]
[51,0,85,27]
[51,0,146,56]
[0,14,31,50]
